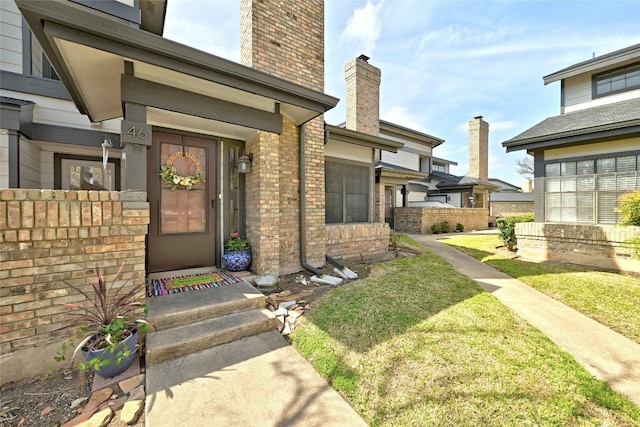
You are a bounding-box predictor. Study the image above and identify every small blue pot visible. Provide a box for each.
[222,250,252,271]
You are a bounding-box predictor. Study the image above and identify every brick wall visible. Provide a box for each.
[240,0,327,276]
[516,222,640,273]
[326,223,390,262]
[240,0,324,91]
[490,201,534,217]
[0,189,148,384]
[395,207,490,233]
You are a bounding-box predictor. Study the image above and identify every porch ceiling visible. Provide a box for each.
[18,0,338,132]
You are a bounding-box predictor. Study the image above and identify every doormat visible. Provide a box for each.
[146,271,242,297]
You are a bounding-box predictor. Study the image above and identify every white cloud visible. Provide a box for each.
[490,120,518,132]
[382,106,426,133]
[341,1,384,54]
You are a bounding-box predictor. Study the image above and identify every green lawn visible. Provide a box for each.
[290,241,640,426]
[441,234,640,344]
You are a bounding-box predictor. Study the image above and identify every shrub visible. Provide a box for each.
[431,223,441,234]
[616,190,640,226]
[496,214,534,251]
[439,220,451,233]
[455,222,464,232]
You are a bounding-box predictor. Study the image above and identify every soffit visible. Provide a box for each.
[18,0,338,127]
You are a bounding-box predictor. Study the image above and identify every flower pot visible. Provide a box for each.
[222,250,252,271]
[81,328,139,378]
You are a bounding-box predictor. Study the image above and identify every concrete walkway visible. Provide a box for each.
[410,233,640,407]
[145,330,367,427]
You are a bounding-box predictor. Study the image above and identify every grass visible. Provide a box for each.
[441,234,640,344]
[290,240,640,426]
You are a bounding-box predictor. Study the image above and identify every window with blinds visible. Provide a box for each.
[325,160,371,224]
[544,154,639,224]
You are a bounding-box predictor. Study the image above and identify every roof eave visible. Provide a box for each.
[326,124,403,152]
[379,120,445,147]
[543,43,640,85]
[503,122,640,152]
[16,0,339,123]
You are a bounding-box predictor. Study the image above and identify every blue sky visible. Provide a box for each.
[164,0,640,187]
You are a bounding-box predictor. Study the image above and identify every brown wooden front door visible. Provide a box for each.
[148,132,217,273]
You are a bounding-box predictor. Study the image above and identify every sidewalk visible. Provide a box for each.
[145,330,368,427]
[410,233,640,407]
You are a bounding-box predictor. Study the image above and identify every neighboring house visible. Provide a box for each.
[414,116,500,210]
[501,43,640,274]
[0,0,402,382]
[340,56,493,229]
[503,43,640,224]
[335,55,446,229]
[488,178,534,218]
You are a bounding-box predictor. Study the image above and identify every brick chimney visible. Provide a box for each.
[345,54,381,136]
[468,116,489,182]
[240,0,324,91]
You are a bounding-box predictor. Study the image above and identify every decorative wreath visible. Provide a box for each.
[159,152,205,191]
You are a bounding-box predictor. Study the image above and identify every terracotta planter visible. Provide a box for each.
[222,250,252,271]
[81,328,139,378]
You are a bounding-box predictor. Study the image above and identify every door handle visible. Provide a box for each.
[211,199,216,209]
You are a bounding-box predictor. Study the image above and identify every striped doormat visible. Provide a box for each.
[146,271,242,297]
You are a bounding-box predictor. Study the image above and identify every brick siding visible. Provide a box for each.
[490,201,534,218]
[516,222,640,273]
[0,189,148,383]
[326,223,390,262]
[395,207,490,233]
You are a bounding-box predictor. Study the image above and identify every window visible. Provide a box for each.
[432,164,446,172]
[593,62,640,98]
[325,160,370,223]
[544,154,639,224]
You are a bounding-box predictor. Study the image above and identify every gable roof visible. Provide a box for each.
[544,43,640,85]
[326,125,403,152]
[379,120,445,147]
[488,178,522,192]
[16,0,338,130]
[502,98,640,152]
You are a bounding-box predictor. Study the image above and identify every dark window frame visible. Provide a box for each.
[592,61,640,98]
[325,158,372,224]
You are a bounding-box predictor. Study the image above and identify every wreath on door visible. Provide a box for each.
[159,152,205,191]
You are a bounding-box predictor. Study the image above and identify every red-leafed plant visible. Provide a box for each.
[55,263,151,372]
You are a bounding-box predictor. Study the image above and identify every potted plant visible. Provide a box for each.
[222,232,252,271]
[55,263,151,378]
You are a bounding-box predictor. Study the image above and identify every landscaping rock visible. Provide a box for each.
[120,400,144,425]
[84,407,113,427]
[254,274,278,287]
[70,397,89,410]
[118,374,144,395]
[83,388,113,413]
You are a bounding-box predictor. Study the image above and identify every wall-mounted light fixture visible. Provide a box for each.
[237,152,253,174]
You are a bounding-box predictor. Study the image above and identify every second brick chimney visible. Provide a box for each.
[345,54,381,136]
[469,116,489,182]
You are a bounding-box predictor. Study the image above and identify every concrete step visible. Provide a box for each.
[146,280,266,331]
[146,308,276,365]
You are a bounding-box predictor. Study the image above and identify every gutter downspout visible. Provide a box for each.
[299,123,323,276]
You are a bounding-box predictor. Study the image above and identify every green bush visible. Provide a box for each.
[431,223,441,234]
[455,222,464,232]
[616,190,640,226]
[439,220,451,233]
[496,214,534,251]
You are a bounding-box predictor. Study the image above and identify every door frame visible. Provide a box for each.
[147,130,219,273]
